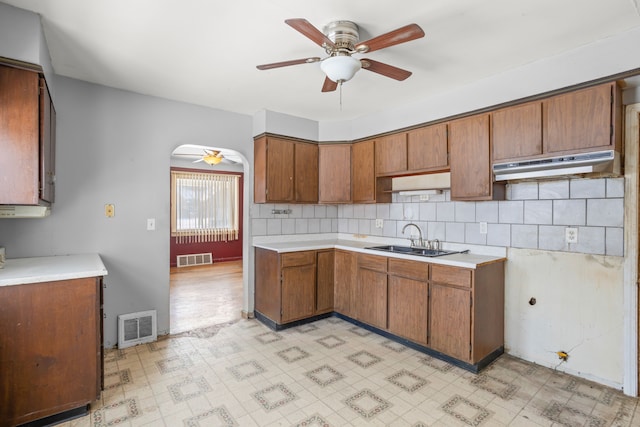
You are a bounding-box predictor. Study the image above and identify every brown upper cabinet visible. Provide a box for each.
[407,123,449,172]
[375,133,407,176]
[374,123,449,177]
[449,114,504,201]
[492,82,622,163]
[0,64,56,205]
[254,136,318,203]
[352,139,377,203]
[318,144,351,203]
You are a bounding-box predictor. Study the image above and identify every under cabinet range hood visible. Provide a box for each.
[0,205,51,218]
[492,150,619,181]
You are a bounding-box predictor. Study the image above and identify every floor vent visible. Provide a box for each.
[177,252,213,267]
[118,310,157,349]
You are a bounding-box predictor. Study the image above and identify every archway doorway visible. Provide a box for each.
[169,144,246,334]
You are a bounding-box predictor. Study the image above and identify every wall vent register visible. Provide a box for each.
[118,310,157,349]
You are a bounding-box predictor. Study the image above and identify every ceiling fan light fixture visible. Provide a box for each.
[203,154,223,165]
[321,55,361,83]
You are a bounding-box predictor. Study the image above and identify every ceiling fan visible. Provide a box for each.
[257,19,425,92]
[173,149,238,165]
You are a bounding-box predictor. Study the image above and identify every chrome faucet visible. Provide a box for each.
[402,223,424,247]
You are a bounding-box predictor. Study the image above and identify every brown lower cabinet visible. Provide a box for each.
[0,276,103,426]
[255,247,504,370]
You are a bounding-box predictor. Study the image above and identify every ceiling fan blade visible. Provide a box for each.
[321,76,338,92]
[257,57,321,70]
[285,18,336,49]
[221,158,238,165]
[355,23,425,53]
[192,158,204,163]
[361,59,412,81]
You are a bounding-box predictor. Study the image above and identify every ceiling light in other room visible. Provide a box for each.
[203,154,223,165]
[321,55,361,83]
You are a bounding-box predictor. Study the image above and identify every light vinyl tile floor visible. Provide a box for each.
[59,317,640,427]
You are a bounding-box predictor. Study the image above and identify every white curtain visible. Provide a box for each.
[171,170,240,243]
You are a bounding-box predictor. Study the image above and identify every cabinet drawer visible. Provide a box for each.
[388,258,428,281]
[431,265,472,287]
[358,254,387,272]
[281,251,316,267]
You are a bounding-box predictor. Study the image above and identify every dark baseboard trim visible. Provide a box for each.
[17,404,89,427]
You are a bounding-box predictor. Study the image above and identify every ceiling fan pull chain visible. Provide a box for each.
[339,81,343,111]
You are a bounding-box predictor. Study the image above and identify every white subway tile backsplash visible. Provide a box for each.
[538,225,566,251]
[267,219,282,235]
[427,222,446,241]
[465,223,487,245]
[342,205,354,218]
[553,199,586,225]
[281,219,296,234]
[498,201,524,224]
[606,227,624,256]
[476,201,499,223]
[382,221,396,238]
[365,204,377,219]
[571,178,605,199]
[446,222,465,243]
[353,204,365,219]
[320,218,333,233]
[437,202,455,222]
[337,218,348,233]
[511,224,538,249]
[524,200,553,225]
[326,205,338,218]
[302,205,315,218]
[252,218,267,236]
[348,219,359,234]
[510,182,539,200]
[455,202,476,222]
[404,204,417,220]
[295,219,308,234]
[539,180,569,199]
[587,199,624,227]
[574,226,605,255]
[606,178,624,198]
[419,203,437,221]
[376,204,390,220]
[314,205,327,218]
[308,218,320,234]
[390,203,404,220]
[359,219,371,235]
[289,205,303,218]
[487,224,511,247]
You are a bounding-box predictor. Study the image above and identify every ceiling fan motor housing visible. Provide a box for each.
[323,21,360,54]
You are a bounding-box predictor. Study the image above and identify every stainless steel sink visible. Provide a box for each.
[365,245,464,258]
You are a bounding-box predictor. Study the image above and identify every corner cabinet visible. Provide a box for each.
[0,64,56,205]
[318,144,351,203]
[449,114,504,201]
[254,136,318,204]
[254,248,334,327]
[0,277,103,425]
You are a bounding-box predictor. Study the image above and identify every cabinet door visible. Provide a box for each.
[295,142,318,203]
[492,102,542,162]
[352,140,376,203]
[356,268,387,329]
[429,283,471,362]
[254,248,281,322]
[281,263,316,323]
[375,133,407,176]
[319,144,351,203]
[543,83,614,154]
[407,124,448,172]
[39,78,55,204]
[388,276,428,344]
[0,65,40,205]
[266,137,295,202]
[450,114,502,201]
[316,250,334,313]
[334,250,356,316]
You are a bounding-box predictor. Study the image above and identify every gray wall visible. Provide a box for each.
[0,76,253,347]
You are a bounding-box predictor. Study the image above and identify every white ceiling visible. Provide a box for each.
[4,0,640,122]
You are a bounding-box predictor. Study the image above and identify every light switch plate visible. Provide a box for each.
[479,222,488,234]
[147,218,156,231]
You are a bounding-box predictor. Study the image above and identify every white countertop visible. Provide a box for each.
[253,235,506,268]
[0,253,108,287]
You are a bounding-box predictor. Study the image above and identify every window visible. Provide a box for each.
[170,170,240,243]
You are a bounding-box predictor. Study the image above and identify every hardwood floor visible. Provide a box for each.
[169,260,242,334]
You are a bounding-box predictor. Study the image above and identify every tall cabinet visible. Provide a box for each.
[0,63,56,205]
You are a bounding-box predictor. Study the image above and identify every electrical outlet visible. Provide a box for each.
[105,204,115,217]
[565,227,578,243]
[479,222,488,234]
[147,218,156,231]
[375,219,383,229]
[419,194,430,201]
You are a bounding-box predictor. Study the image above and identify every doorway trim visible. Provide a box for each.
[623,103,640,396]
